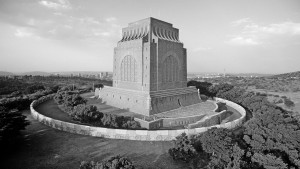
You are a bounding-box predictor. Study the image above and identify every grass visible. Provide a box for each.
[1,110,189,169]
[35,99,75,124]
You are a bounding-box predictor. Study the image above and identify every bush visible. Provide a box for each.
[216,102,227,112]
[101,114,140,129]
[276,99,283,104]
[200,94,208,101]
[71,104,103,126]
[80,155,135,169]
[54,91,87,107]
[94,84,104,89]
[168,133,197,162]
[284,98,295,107]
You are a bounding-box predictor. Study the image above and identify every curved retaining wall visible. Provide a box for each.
[30,96,246,141]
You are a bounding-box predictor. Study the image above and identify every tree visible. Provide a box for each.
[94,84,104,89]
[243,108,300,168]
[251,153,288,169]
[198,128,244,169]
[187,80,214,97]
[168,133,197,162]
[80,155,135,169]
[25,85,45,94]
[209,83,234,97]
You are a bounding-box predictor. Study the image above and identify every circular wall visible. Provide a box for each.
[31,95,246,141]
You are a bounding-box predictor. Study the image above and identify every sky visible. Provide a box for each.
[0,0,300,74]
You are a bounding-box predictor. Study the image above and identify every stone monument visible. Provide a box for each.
[96,17,200,116]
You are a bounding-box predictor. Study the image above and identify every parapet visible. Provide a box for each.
[119,17,181,43]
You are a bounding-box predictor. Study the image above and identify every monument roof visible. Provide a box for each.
[128,17,173,27]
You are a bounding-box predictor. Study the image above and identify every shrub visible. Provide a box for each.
[277,99,283,104]
[71,104,103,126]
[168,133,197,162]
[80,155,135,169]
[101,114,140,129]
[216,102,227,112]
[54,91,87,107]
[200,94,208,101]
[94,84,104,89]
[284,98,295,107]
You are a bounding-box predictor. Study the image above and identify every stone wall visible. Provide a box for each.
[98,85,201,116]
[134,118,163,129]
[134,114,206,129]
[31,96,246,141]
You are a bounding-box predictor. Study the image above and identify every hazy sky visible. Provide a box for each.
[0,0,300,74]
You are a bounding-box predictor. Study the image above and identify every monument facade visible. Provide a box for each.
[96,17,200,116]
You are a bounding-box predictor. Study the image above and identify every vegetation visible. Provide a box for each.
[190,71,300,93]
[0,76,111,147]
[0,76,112,98]
[80,155,135,169]
[1,74,300,168]
[54,89,141,129]
[284,98,295,107]
[169,82,300,169]
[168,133,197,162]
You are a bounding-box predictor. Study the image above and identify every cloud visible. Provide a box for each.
[193,47,212,52]
[38,0,71,10]
[231,18,251,27]
[105,17,117,22]
[39,15,121,40]
[244,22,300,35]
[14,28,34,38]
[0,1,120,41]
[227,36,260,46]
[227,19,300,46]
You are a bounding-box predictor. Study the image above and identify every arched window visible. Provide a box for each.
[162,55,178,82]
[120,55,137,82]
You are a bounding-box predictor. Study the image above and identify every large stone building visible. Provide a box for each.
[96,17,200,116]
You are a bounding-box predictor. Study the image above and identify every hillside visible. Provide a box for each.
[272,71,300,79]
[0,71,14,76]
[21,71,51,76]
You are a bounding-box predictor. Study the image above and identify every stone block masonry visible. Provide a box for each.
[96,17,201,117]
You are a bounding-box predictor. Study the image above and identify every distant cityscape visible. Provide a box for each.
[187,72,273,79]
[0,71,275,81]
[0,71,113,81]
